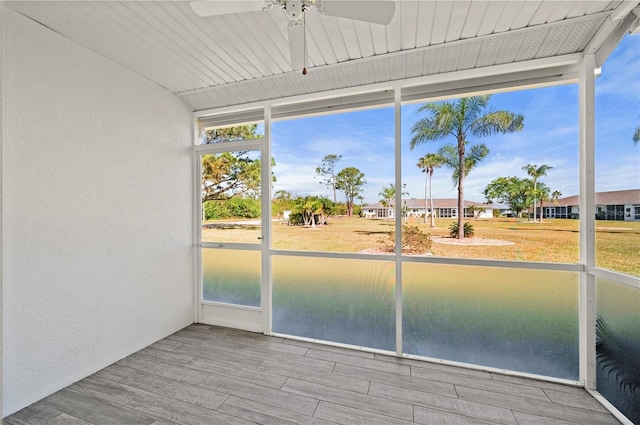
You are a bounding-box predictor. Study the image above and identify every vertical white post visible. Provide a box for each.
[193,119,202,324]
[394,86,403,357]
[262,106,273,335]
[0,1,4,415]
[579,53,597,391]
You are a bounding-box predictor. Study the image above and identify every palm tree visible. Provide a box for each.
[551,190,562,219]
[522,164,553,222]
[295,196,324,227]
[379,184,396,220]
[537,183,551,223]
[379,184,410,221]
[417,153,444,227]
[410,95,524,238]
[438,143,490,184]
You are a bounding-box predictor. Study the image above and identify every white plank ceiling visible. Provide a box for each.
[5,1,639,111]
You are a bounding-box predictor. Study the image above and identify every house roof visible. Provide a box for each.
[366,198,493,209]
[5,1,639,113]
[554,189,640,206]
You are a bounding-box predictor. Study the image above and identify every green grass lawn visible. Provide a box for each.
[203,216,640,277]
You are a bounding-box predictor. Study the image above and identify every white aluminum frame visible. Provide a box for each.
[578,53,598,392]
[195,137,267,332]
[192,44,639,422]
[393,86,403,357]
[262,106,273,335]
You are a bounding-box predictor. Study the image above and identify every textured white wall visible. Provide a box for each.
[1,10,194,416]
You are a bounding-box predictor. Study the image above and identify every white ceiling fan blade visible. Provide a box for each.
[190,1,265,17]
[321,0,396,25]
[289,24,306,71]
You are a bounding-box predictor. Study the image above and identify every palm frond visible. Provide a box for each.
[596,316,640,397]
[472,110,524,137]
[410,102,458,149]
[460,96,490,132]
[436,143,489,183]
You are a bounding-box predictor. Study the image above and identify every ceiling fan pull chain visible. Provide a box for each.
[302,11,307,75]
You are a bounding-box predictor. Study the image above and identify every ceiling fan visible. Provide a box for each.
[190,0,396,74]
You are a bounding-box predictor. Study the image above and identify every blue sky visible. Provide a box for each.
[271,33,639,205]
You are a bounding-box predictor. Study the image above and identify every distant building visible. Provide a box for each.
[363,198,496,219]
[542,189,640,221]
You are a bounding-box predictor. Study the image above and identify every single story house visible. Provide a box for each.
[363,198,495,219]
[543,189,640,221]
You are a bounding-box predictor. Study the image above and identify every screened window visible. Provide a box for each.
[595,33,640,277]
[401,86,579,263]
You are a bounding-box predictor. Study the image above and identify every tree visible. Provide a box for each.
[379,184,396,209]
[315,154,342,203]
[437,143,490,185]
[201,124,261,144]
[410,95,524,238]
[201,152,262,201]
[335,167,366,217]
[201,125,270,203]
[467,205,486,219]
[634,125,639,146]
[293,196,333,227]
[550,190,562,220]
[274,190,293,200]
[379,184,409,221]
[417,153,444,227]
[536,183,551,223]
[522,164,553,222]
[272,190,296,216]
[484,176,533,218]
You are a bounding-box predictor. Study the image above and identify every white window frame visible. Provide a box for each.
[192,54,640,398]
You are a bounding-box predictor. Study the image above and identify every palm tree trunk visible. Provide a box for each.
[458,183,464,238]
[539,199,544,223]
[533,181,537,222]
[424,172,428,224]
[331,171,337,204]
[429,173,436,228]
[457,140,465,239]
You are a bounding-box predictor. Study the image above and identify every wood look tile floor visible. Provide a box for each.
[6,324,621,425]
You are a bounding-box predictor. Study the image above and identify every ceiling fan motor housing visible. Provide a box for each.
[283,0,304,20]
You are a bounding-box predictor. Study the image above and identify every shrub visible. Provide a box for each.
[203,198,260,220]
[226,197,261,218]
[287,212,304,225]
[272,199,297,216]
[333,203,348,216]
[203,200,227,220]
[378,225,432,254]
[493,208,501,218]
[449,221,474,238]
